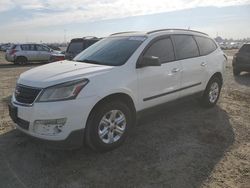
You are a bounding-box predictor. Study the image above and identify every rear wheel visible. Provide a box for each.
[233,69,240,76]
[201,77,222,108]
[15,56,28,65]
[85,100,132,152]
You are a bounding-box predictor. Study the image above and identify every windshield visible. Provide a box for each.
[73,36,146,66]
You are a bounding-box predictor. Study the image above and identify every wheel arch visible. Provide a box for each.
[210,72,223,85]
[15,55,28,62]
[86,92,137,127]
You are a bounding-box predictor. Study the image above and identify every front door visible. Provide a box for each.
[137,37,182,110]
[36,45,51,62]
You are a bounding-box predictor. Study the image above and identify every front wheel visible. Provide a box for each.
[201,77,222,108]
[85,100,133,152]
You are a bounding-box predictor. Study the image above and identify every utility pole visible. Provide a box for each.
[64,29,67,44]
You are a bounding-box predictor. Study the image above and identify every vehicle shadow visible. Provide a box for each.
[0,62,46,69]
[234,72,250,87]
[0,99,234,188]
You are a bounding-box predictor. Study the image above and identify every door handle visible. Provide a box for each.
[171,68,180,73]
[201,62,207,67]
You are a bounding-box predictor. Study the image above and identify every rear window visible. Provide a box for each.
[67,42,83,53]
[172,35,199,60]
[239,44,250,53]
[195,36,217,56]
[21,44,36,51]
[10,45,16,50]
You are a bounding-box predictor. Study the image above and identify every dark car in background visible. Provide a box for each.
[233,43,250,76]
[65,37,100,60]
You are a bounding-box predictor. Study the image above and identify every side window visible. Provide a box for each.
[36,45,49,51]
[44,46,50,52]
[21,44,29,51]
[144,38,175,63]
[195,36,217,56]
[29,44,36,51]
[172,35,199,60]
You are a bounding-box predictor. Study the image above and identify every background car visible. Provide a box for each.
[0,43,12,52]
[232,43,250,75]
[65,37,100,60]
[5,43,64,64]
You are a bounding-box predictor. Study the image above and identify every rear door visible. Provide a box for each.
[20,44,37,61]
[137,36,182,110]
[172,35,207,97]
[194,35,219,83]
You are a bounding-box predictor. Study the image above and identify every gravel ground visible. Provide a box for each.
[0,50,249,188]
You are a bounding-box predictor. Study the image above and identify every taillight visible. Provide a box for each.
[10,49,17,55]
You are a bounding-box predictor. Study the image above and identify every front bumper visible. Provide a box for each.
[9,94,98,146]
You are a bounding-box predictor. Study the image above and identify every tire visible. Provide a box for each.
[201,76,222,108]
[233,69,240,76]
[85,100,133,152]
[15,56,28,65]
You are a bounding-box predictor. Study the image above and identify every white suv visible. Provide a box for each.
[9,29,226,151]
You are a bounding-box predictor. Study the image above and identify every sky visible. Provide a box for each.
[0,0,250,43]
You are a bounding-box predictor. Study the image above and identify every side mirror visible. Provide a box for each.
[138,56,161,68]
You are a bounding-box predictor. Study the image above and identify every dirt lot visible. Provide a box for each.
[0,50,249,188]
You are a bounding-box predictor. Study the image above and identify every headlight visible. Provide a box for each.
[37,79,89,102]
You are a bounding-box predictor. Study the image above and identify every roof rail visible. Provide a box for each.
[110,31,138,36]
[147,28,208,36]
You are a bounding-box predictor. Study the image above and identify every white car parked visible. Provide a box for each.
[9,29,226,151]
[5,43,64,64]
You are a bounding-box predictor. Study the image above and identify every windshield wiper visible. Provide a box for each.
[75,59,102,65]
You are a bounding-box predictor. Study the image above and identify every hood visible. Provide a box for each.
[18,60,113,88]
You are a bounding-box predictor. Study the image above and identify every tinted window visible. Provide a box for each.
[74,36,145,66]
[67,42,83,53]
[84,40,98,50]
[29,44,36,51]
[173,35,199,60]
[239,44,250,53]
[195,36,217,55]
[21,44,29,51]
[10,45,16,50]
[36,45,49,51]
[144,38,175,63]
